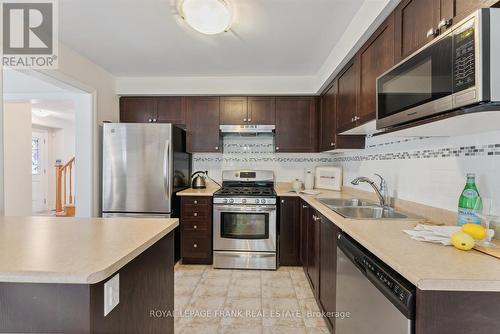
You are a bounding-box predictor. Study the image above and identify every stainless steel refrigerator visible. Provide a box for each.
[101,123,191,218]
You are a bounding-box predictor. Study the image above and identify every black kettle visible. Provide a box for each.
[191,171,207,189]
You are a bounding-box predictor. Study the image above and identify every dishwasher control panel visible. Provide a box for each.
[338,232,416,320]
[362,257,411,304]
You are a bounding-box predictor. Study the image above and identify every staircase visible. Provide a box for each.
[55,157,76,217]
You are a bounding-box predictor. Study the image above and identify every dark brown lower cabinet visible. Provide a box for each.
[307,210,321,297]
[319,214,338,332]
[279,197,301,266]
[299,200,311,268]
[0,233,174,334]
[180,196,213,264]
[416,289,500,334]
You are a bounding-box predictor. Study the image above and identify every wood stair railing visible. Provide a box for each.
[55,157,76,217]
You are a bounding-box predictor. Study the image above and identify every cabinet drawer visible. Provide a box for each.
[182,197,211,206]
[181,220,211,234]
[182,205,210,219]
[182,236,211,259]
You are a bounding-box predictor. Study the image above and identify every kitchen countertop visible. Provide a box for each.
[276,183,500,292]
[0,216,178,284]
[177,183,500,291]
[177,183,220,196]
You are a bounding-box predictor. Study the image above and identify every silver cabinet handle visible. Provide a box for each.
[215,146,219,150]
[247,118,252,122]
[193,225,197,229]
[193,212,198,217]
[281,199,285,203]
[276,146,280,151]
[243,118,247,122]
[302,205,309,209]
[193,243,198,248]
[194,200,198,204]
[153,118,157,122]
[426,28,438,38]
[330,142,335,147]
[148,118,152,122]
[437,18,452,29]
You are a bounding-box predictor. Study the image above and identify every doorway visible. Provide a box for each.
[2,69,93,217]
[32,129,49,213]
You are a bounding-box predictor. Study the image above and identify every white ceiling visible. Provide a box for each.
[3,70,76,122]
[59,0,367,77]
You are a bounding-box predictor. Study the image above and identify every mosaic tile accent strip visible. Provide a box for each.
[333,143,500,162]
[193,154,337,163]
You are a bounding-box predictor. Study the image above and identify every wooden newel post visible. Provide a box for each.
[55,160,64,215]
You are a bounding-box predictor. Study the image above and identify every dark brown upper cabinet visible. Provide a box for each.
[319,82,365,152]
[394,0,440,61]
[358,13,395,125]
[120,96,186,125]
[220,96,276,125]
[439,0,499,31]
[319,82,338,151]
[156,97,186,125]
[248,97,276,125]
[275,97,317,153]
[336,60,359,134]
[395,0,498,62]
[220,97,248,125]
[185,96,221,153]
[120,97,157,123]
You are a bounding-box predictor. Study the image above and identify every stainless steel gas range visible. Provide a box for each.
[213,170,277,270]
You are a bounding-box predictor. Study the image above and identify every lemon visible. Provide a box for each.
[451,231,475,251]
[461,223,487,240]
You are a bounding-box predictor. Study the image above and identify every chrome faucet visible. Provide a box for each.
[351,174,389,207]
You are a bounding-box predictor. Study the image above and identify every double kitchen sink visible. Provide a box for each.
[317,198,416,220]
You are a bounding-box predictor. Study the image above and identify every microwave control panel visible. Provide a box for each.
[453,20,476,92]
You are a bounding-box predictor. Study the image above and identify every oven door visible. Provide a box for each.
[213,204,277,252]
[377,35,454,129]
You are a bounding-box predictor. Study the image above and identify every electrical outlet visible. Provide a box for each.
[104,274,119,316]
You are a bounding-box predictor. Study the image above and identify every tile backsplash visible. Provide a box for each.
[333,130,500,212]
[194,130,500,213]
[192,136,337,182]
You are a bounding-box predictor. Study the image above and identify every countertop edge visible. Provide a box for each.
[0,220,179,285]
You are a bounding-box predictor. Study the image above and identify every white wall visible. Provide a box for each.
[3,103,32,216]
[333,131,500,212]
[39,43,119,216]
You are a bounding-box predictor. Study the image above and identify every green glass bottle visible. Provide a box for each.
[457,173,482,226]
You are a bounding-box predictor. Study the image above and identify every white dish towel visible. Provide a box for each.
[403,224,495,246]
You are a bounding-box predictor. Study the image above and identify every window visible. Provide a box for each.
[32,137,40,175]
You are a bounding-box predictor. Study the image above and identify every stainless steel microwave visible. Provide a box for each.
[376,8,500,130]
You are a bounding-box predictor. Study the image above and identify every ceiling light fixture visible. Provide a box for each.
[180,0,232,35]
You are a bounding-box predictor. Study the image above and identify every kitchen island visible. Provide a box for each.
[0,216,178,334]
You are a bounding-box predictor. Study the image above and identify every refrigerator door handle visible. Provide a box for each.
[163,139,171,201]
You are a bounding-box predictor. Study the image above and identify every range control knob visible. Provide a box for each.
[242,199,247,204]
[260,199,266,204]
[255,199,260,204]
[229,199,234,204]
[223,199,228,204]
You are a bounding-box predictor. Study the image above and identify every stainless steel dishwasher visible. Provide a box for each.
[336,233,416,334]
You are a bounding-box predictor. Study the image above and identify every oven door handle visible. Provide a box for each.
[214,205,276,213]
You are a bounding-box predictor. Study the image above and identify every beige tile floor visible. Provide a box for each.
[174,264,329,334]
